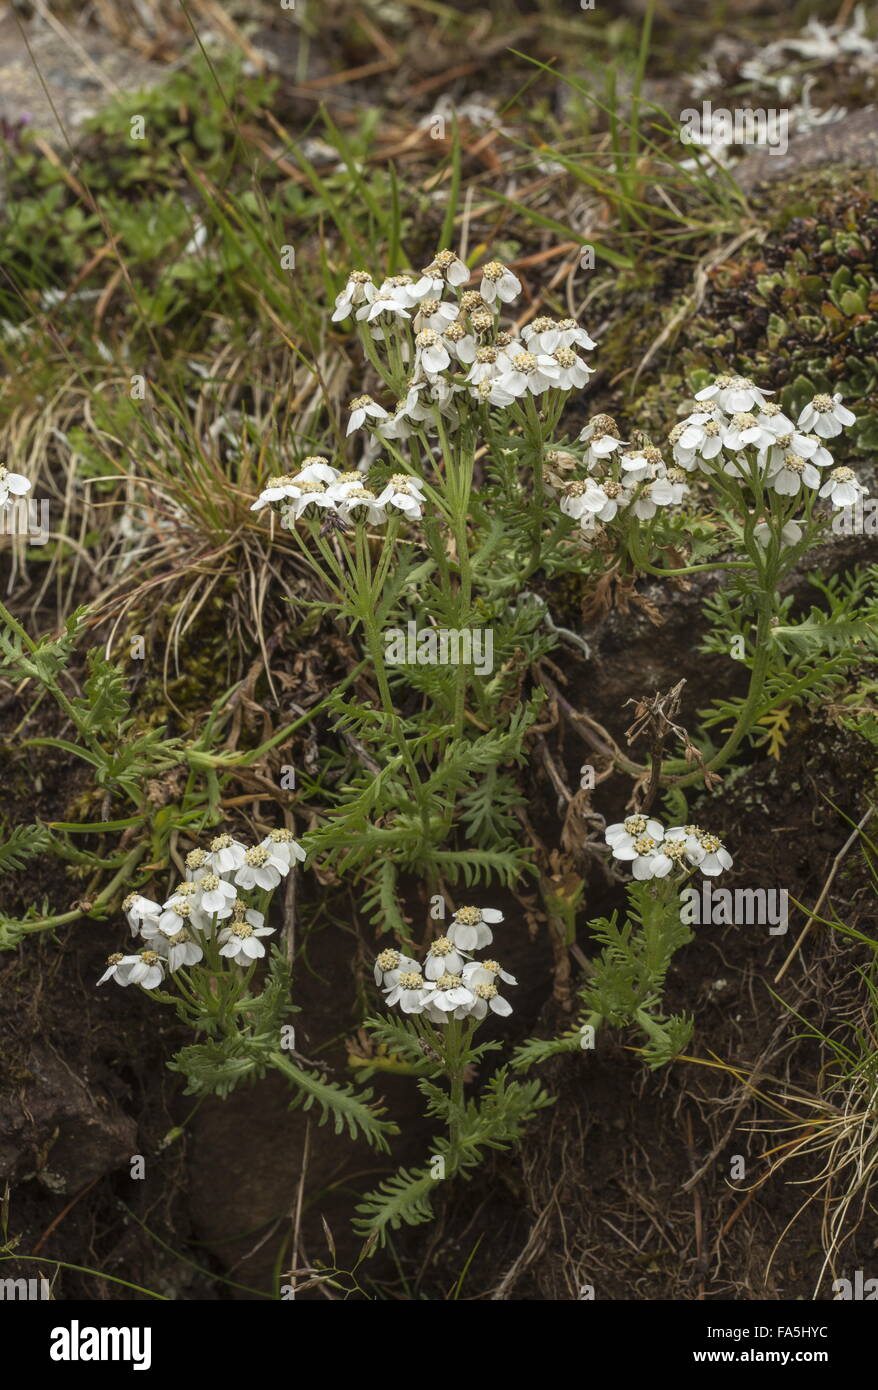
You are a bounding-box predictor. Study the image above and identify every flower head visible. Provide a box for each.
[217,917,275,962]
[819,466,867,508]
[478,260,522,305]
[797,393,855,439]
[446,904,503,951]
[0,463,31,509]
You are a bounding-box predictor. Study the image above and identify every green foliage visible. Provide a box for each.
[0,823,53,874]
[700,566,878,742]
[353,1165,437,1240]
[667,190,878,462]
[353,1066,551,1244]
[167,950,397,1151]
[514,880,696,1073]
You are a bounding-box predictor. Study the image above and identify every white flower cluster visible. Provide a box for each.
[375,905,516,1022]
[559,413,690,535]
[334,250,596,438]
[606,815,733,881]
[0,462,31,511]
[97,830,305,990]
[251,455,425,531]
[668,379,866,516]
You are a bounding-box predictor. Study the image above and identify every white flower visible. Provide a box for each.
[218,918,275,962]
[234,844,288,891]
[461,960,515,1018]
[695,374,772,413]
[606,817,672,879]
[184,848,210,881]
[478,259,522,305]
[523,316,595,353]
[164,929,204,971]
[0,463,31,509]
[338,485,388,525]
[663,825,705,862]
[195,872,237,920]
[378,272,433,308]
[579,416,626,467]
[664,467,690,504]
[374,948,420,988]
[630,476,676,519]
[289,481,342,521]
[414,328,451,375]
[123,950,166,990]
[121,893,162,939]
[797,393,856,438]
[375,473,426,519]
[331,271,374,321]
[560,479,597,522]
[204,834,248,876]
[159,887,208,938]
[550,346,592,390]
[757,402,797,435]
[722,413,775,453]
[693,832,733,877]
[669,415,724,469]
[96,953,138,986]
[377,392,420,441]
[819,467,867,508]
[355,292,412,331]
[251,459,339,512]
[606,815,665,856]
[562,478,630,522]
[660,824,732,876]
[422,375,462,418]
[327,469,369,501]
[770,451,821,496]
[421,249,470,288]
[446,905,503,951]
[384,968,429,1014]
[412,298,459,334]
[760,431,828,473]
[228,899,266,931]
[463,957,516,986]
[347,395,389,436]
[466,347,503,386]
[619,447,658,483]
[482,378,516,408]
[424,970,475,1013]
[799,435,834,468]
[495,350,560,397]
[259,829,306,870]
[424,935,469,980]
[443,320,477,365]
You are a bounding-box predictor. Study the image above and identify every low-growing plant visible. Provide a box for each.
[2,228,875,1249]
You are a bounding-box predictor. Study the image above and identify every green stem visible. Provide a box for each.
[3,842,148,937]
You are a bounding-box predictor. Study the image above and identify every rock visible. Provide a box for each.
[0,9,166,143]
[733,107,878,191]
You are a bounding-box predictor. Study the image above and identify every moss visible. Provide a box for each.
[585,173,878,461]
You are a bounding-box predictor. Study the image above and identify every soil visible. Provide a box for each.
[1,2,877,1303]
